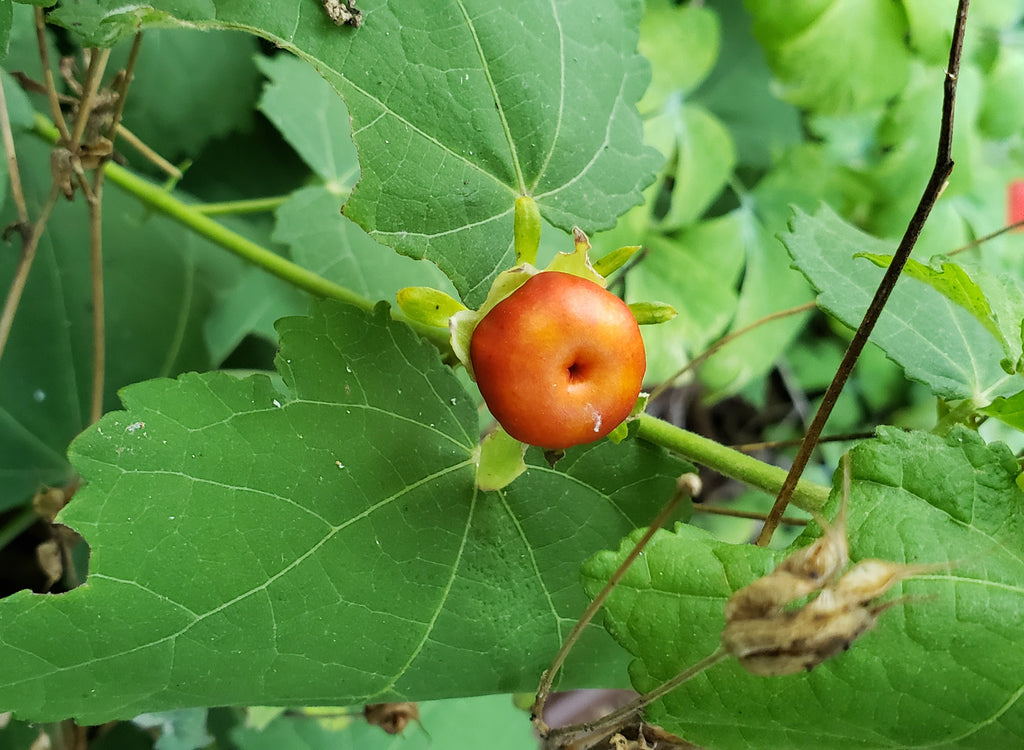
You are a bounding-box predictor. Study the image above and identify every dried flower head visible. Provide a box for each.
[722,457,948,676]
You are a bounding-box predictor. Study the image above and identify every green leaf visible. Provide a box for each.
[0,300,688,723]
[698,206,814,400]
[0,1,11,62]
[110,27,262,163]
[745,0,912,114]
[646,103,736,231]
[273,185,457,303]
[691,0,801,170]
[981,389,1024,431]
[625,215,742,384]
[979,46,1024,140]
[48,1,216,47]
[132,709,212,750]
[48,0,661,306]
[855,253,1023,367]
[785,205,1024,402]
[256,53,357,186]
[583,426,1024,749]
[638,1,719,111]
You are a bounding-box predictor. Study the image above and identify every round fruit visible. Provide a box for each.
[469,271,646,450]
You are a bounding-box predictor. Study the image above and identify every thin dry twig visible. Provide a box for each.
[34,7,70,143]
[691,504,808,526]
[67,47,112,150]
[649,301,817,402]
[86,187,105,423]
[544,648,731,748]
[0,76,28,229]
[533,474,702,737]
[115,124,181,179]
[81,34,142,424]
[732,431,878,453]
[0,184,63,363]
[947,219,1024,256]
[105,33,142,143]
[757,0,971,546]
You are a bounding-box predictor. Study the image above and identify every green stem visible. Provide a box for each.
[635,413,830,513]
[194,196,291,216]
[32,113,451,352]
[28,113,833,506]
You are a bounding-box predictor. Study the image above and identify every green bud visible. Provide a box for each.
[628,301,678,325]
[514,195,542,265]
[396,286,467,328]
[593,245,641,278]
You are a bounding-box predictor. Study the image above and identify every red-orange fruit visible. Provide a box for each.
[470,271,646,449]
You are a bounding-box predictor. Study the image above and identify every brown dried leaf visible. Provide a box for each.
[363,702,419,735]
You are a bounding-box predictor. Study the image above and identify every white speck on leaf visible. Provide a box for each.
[127,421,145,433]
[32,390,45,402]
[272,399,282,408]
[335,460,345,469]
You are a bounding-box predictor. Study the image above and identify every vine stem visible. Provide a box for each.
[532,474,700,735]
[193,196,290,216]
[649,300,817,402]
[756,0,971,547]
[634,414,830,512]
[30,113,453,353]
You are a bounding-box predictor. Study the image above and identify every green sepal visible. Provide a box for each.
[475,428,528,491]
[396,286,467,328]
[544,227,606,286]
[607,393,649,444]
[593,245,641,278]
[606,421,630,444]
[514,195,542,266]
[628,301,678,325]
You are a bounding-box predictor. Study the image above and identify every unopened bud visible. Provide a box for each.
[628,301,678,325]
[514,196,542,266]
[593,245,641,278]
[396,287,466,328]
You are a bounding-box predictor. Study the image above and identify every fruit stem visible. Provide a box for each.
[634,413,830,512]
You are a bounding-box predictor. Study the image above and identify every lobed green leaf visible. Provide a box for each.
[785,205,1024,402]
[0,300,689,723]
[583,426,1024,748]
[49,0,661,306]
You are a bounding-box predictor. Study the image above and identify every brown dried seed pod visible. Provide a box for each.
[827,559,948,605]
[723,600,878,677]
[725,518,849,622]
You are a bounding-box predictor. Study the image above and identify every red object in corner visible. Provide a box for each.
[1009,179,1024,229]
